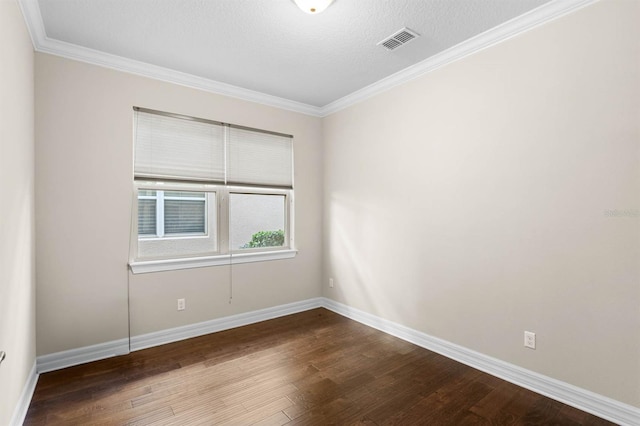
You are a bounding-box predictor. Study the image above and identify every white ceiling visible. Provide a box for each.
[21,0,593,115]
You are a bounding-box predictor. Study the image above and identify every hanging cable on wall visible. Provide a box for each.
[224,125,233,305]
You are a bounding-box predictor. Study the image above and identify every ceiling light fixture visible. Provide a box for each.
[293,0,334,14]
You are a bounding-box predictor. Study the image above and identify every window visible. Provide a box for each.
[136,188,217,260]
[130,108,295,273]
[230,193,286,250]
[138,190,207,237]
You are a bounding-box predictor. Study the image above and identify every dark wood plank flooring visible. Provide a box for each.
[25,308,614,425]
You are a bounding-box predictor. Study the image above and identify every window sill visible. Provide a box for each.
[129,249,298,274]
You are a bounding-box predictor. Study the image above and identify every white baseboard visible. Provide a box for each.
[37,338,129,374]
[33,297,639,425]
[321,298,640,426]
[9,361,38,426]
[35,298,324,373]
[130,297,324,351]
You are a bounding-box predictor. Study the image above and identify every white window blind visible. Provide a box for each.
[134,109,225,183]
[228,126,293,188]
[134,109,293,189]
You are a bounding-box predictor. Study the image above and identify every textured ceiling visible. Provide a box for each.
[36,0,552,108]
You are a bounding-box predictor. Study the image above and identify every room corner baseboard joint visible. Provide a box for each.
[9,361,38,426]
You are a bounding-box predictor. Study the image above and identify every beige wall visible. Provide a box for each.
[0,1,36,423]
[35,53,323,352]
[323,0,640,407]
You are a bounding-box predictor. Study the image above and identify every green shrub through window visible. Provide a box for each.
[241,230,285,249]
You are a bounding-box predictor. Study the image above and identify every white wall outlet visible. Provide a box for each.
[177,298,186,311]
[524,331,536,349]
[329,278,334,288]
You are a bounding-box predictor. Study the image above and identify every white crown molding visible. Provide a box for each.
[319,0,599,116]
[9,362,38,426]
[129,297,323,351]
[19,0,598,119]
[17,0,323,117]
[322,298,640,426]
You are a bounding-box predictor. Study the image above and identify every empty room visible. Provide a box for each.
[1,0,638,424]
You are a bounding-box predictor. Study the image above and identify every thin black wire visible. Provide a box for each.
[229,195,233,305]
[127,115,137,355]
[126,187,135,354]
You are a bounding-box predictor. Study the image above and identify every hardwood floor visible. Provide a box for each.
[25,308,614,425]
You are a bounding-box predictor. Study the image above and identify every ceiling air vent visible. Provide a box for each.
[378,27,420,51]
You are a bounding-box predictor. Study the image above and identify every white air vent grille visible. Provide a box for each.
[378,28,420,51]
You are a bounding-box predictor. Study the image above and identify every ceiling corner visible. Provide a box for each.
[16,0,324,117]
[319,0,600,117]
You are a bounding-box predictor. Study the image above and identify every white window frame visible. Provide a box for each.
[227,186,294,255]
[129,182,296,274]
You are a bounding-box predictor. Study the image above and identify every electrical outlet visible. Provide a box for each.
[524,331,536,349]
[177,298,186,311]
[329,278,334,288]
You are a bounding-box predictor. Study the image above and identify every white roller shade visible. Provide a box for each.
[227,126,293,188]
[134,109,225,183]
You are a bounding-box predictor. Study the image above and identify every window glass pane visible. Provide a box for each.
[137,191,217,260]
[230,193,285,250]
[138,199,157,236]
[138,190,157,197]
[164,191,205,199]
[165,199,206,234]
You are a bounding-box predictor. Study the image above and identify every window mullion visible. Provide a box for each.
[219,188,230,255]
[157,190,165,237]
[288,191,294,249]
